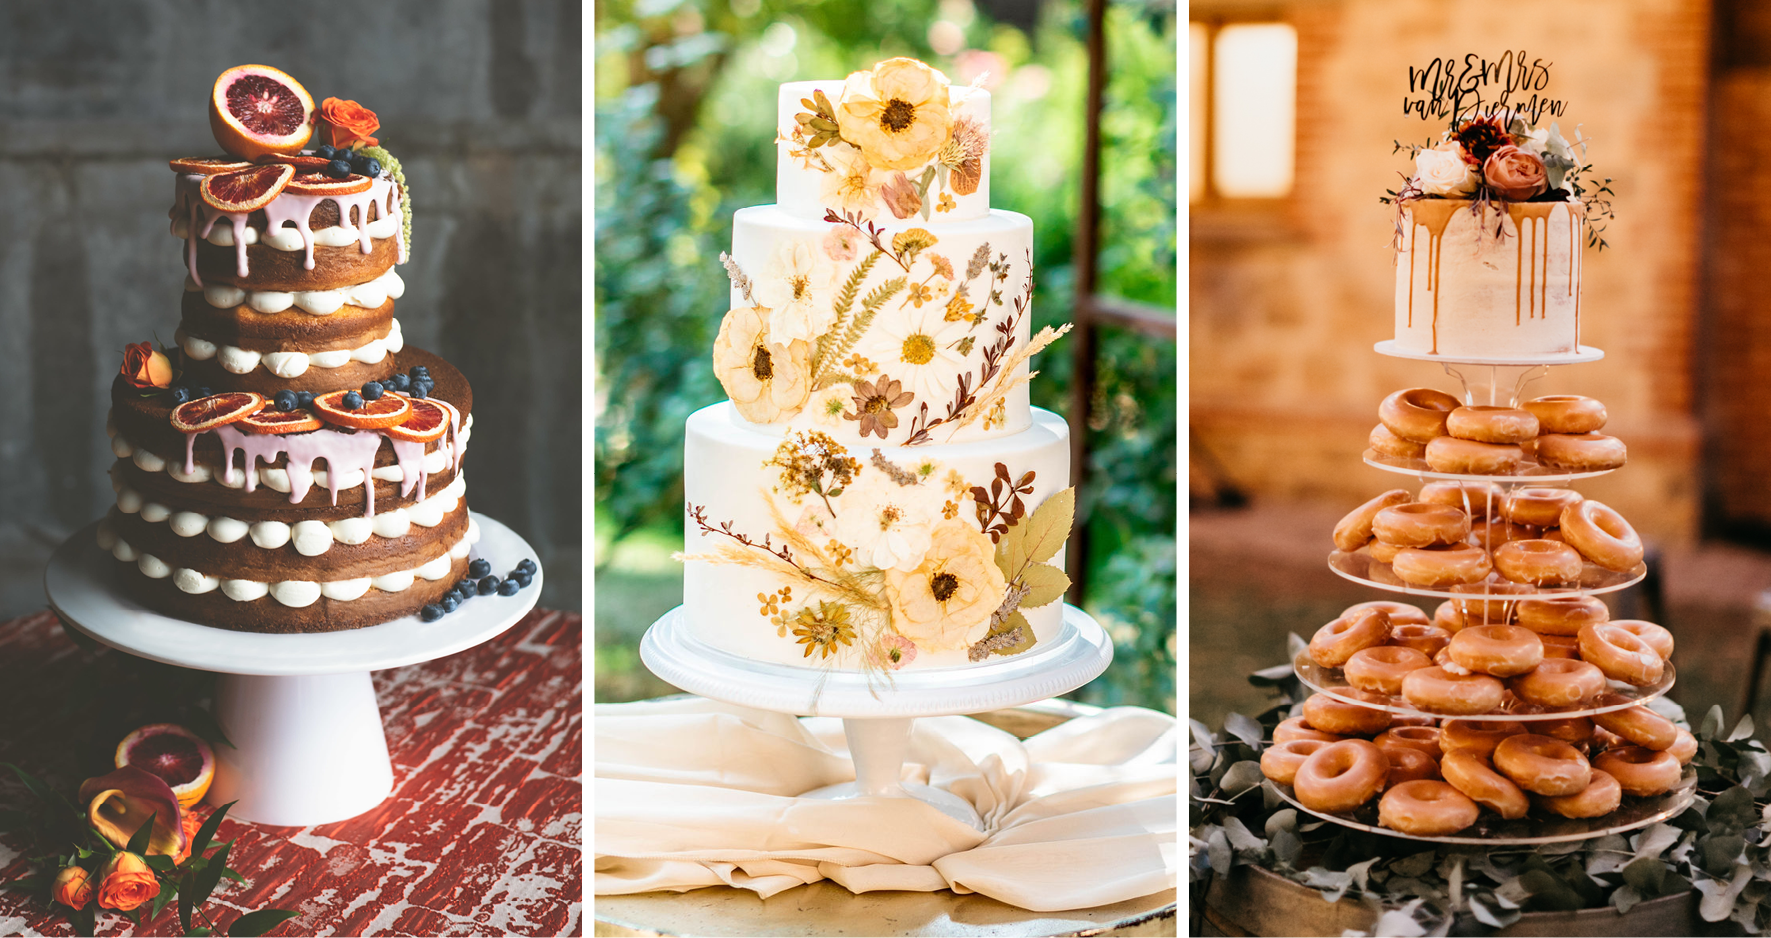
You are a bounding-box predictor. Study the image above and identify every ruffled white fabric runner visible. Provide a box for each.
[593,697,1179,912]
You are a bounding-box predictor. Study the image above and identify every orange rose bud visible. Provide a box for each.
[174,806,205,864]
[95,852,159,912]
[121,342,173,389]
[318,97,380,149]
[51,865,93,911]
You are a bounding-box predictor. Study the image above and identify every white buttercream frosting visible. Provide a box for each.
[176,319,403,376]
[185,269,406,316]
[171,206,401,252]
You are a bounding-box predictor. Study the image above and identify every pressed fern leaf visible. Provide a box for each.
[814,250,883,381]
[822,275,905,373]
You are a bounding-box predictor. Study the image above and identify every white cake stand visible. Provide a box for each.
[641,604,1113,829]
[42,511,541,827]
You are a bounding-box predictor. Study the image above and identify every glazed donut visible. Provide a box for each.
[1401,666,1505,715]
[1440,748,1530,819]
[1375,725,1443,760]
[1370,423,1428,460]
[1293,740,1389,813]
[1302,691,1392,736]
[1538,769,1622,818]
[1537,432,1627,472]
[1420,481,1503,519]
[1392,544,1494,587]
[1309,609,1392,668]
[1610,620,1673,660]
[1501,487,1584,528]
[1434,600,1465,632]
[1593,747,1683,796]
[1590,697,1678,750]
[1344,645,1433,695]
[1493,733,1593,796]
[1343,601,1430,626]
[1451,580,1533,626]
[1384,747,1443,786]
[1493,539,1585,587]
[1534,716,1596,747]
[1274,716,1346,745]
[1372,503,1470,547]
[1667,728,1698,765]
[1515,595,1609,636]
[1425,436,1524,475]
[1379,388,1462,443]
[1260,738,1329,786]
[1378,779,1477,835]
[1469,520,1536,551]
[1369,540,1405,563]
[1389,623,1452,658]
[1578,624,1665,686]
[1511,658,1607,708]
[1524,395,1608,434]
[1559,500,1644,572]
[1447,406,1540,444]
[1439,719,1525,757]
[1389,712,1440,729]
[1539,633,1583,659]
[1593,726,1627,750]
[1334,490,1414,553]
[1448,625,1545,678]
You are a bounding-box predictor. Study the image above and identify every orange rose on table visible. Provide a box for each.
[51,865,93,910]
[94,852,159,912]
[1484,145,1549,202]
[318,97,379,149]
[120,341,172,389]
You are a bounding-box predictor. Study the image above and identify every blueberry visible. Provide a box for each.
[410,365,430,378]
[439,594,459,613]
[409,383,429,400]
[294,390,315,410]
[168,386,193,405]
[511,571,533,588]
[420,604,443,622]
[326,159,353,179]
[361,381,384,401]
[315,144,336,160]
[456,577,476,594]
[362,157,382,179]
[342,391,364,410]
[388,373,410,392]
[516,559,537,575]
[274,389,298,412]
[497,578,521,597]
[469,558,491,578]
[478,575,500,595]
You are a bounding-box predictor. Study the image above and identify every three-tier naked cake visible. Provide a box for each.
[96,65,525,634]
[681,57,1076,672]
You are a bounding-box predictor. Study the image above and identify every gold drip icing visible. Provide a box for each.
[1408,200,1462,355]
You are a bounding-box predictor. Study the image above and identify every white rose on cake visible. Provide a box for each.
[753,240,837,344]
[1413,143,1478,197]
[831,469,944,571]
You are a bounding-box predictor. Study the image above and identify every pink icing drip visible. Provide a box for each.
[172,173,402,279]
[388,439,429,501]
[201,424,389,516]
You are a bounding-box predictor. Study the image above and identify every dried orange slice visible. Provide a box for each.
[115,723,215,810]
[256,153,331,171]
[200,163,294,213]
[239,407,323,435]
[209,64,315,160]
[313,389,411,429]
[284,172,373,197]
[384,397,449,443]
[170,392,268,432]
[169,157,253,175]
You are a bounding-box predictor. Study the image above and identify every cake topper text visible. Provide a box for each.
[1402,52,1570,124]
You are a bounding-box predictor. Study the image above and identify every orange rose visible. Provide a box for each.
[318,97,380,149]
[174,806,205,864]
[120,342,172,389]
[95,852,159,912]
[51,865,93,911]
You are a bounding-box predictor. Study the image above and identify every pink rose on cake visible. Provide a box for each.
[1484,145,1549,201]
[1412,143,1478,197]
[120,341,173,389]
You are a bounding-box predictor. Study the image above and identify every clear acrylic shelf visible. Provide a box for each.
[1327,547,1646,600]
[1291,651,1675,721]
[1361,448,1618,485]
[1372,340,1606,369]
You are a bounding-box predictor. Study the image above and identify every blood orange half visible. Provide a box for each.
[209,64,315,160]
[313,389,411,429]
[200,163,295,213]
[115,723,215,810]
[239,407,323,435]
[170,392,267,433]
[284,172,373,197]
[169,156,253,176]
[384,397,449,443]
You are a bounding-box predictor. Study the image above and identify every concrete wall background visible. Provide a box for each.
[0,0,582,617]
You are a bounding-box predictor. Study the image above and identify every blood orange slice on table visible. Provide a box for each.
[384,397,449,443]
[209,64,315,160]
[115,723,215,810]
[169,156,253,175]
[284,172,373,197]
[170,392,268,432]
[239,407,323,435]
[200,163,294,213]
[256,153,331,171]
[313,389,411,429]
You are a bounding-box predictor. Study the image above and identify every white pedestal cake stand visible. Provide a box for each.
[641,603,1113,829]
[42,511,541,827]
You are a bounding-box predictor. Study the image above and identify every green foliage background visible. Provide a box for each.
[594,0,1176,711]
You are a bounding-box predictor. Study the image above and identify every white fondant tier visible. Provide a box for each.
[775,79,991,223]
[1393,199,1583,361]
[727,204,1034,447]
[681,402,1071,671]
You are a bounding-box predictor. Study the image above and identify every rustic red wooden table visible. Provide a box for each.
[0,607,582,937]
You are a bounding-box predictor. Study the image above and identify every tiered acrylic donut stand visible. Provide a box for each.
[1271,342,1697,845]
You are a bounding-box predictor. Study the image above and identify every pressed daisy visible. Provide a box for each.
[859,302,969,403]
[837,58,953,172]
[712,306,811,423]
[886,520,1007,650]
